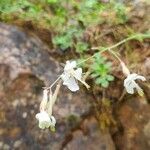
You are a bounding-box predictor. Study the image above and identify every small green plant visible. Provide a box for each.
[75,42,89,53]
[0,0,130,53]
[53,34,73,50]
[90,53,114,88]
[114,2,128,24]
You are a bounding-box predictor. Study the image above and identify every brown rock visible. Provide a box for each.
[64,117,116,150]
[114,97,150,150]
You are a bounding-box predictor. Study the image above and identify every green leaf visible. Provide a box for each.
[91,63,101,70]
[53,34,72,50]
[75,42,88,53]
[101,80,109,88]
[95,78,104,84]
[47,0,58,4]
[90,53,113,88]
[91,73,100,78]
[105,62,112,69]
[106,75,114,81]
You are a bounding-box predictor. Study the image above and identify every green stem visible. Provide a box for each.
[77,33,150,65]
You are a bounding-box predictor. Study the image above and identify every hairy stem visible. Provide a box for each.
[77,33,150,65]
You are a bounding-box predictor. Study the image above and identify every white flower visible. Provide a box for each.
[36,111,56,129]
[124,73,146,95]
[64,60,76,71]
[61,68,81,91]
[61,61,89,92]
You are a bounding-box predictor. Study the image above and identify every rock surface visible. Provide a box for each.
[0,23,115,150]
[114,97,150,150]
[64,117,116,150]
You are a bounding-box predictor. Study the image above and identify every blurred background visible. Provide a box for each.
[0,0,149,149]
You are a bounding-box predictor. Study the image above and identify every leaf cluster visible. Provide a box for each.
[91,53,114,88]
[0,0,129,53]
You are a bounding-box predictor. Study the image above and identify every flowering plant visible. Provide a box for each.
[35,33,148,131]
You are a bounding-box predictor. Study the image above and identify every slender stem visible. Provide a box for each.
[77,48,107,65]
[77,33,150,65]
[50,76,61,88]
[43,76,61,90]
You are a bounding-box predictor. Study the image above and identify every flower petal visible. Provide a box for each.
[133,81,144,96]
[61,73,79,92]
[35,111,51,129]
[124,83,134,94]
[128,73,146,81]
[66,77,79,92]
[74,68,82,80]
[136,75,146,81]
[64,61,76,71]
[64,78,79,91]
[124,73,146,95]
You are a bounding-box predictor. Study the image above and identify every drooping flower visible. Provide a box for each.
[124,73,146,95]
[36,111,55,129]
[36,88,58,130]
[61,61,90,92]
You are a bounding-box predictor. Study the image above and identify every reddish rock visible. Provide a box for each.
[64,117,116,150]
[114,97,150,150]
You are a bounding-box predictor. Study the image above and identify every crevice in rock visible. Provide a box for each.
[61,111,95,150]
